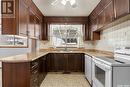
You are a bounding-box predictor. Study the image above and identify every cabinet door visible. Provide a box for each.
[68,53,84,72]
[74,54,84,72]
[28,10,35,38]
[42,22,48,40]
[97,11,105,29]
[89,19,100,40]
[53,53,67,72]
[46,54,55,72]
[84,23,90,41]
[91,18,98,32]
[68,53,76,72]
[35,17,41,39]
[42,56,47,78]
[19,1,28,36]
[114,0,130,18]
[104,1,114,25]
[38,56,47,86]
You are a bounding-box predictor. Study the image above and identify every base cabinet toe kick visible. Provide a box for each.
[2,53,84,87]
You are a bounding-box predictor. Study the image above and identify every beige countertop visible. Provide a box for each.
[0,50,114,63]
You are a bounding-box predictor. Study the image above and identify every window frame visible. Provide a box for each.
[50,23,84,48]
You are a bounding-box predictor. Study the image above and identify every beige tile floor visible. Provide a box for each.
[40,73,91,87]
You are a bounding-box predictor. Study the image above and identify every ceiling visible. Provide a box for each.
[33,0,101,16]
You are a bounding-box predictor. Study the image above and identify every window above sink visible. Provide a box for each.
[50,24,84,48]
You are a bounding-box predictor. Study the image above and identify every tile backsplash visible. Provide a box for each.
[87,20,130,52]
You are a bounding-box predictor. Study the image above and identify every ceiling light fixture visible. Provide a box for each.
[51,0,77,8]
[61,0,76,6]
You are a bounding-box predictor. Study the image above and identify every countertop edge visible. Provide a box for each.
[0,50,114,63]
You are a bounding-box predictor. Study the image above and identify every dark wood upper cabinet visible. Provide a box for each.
[34,16,42,39]
[114,0,130,19]
[89,19,100,40]
[104,1,114,25]
[19,0,29,36]
[97,0,114,29]
[89,0,112,21]
[2,18,16,35]
[88,0,114,40]
[90,18,98,32]
[88,0,130,41]
[42,22,48,40]
[97,11,105,29]
[2,0,44,40]
[28,10,35,38]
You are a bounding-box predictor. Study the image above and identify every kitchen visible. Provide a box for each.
[0,0,130,87]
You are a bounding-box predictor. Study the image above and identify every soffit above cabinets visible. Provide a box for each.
[32,0,101,16]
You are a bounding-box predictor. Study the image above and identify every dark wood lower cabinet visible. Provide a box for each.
[2,56,47,87]
[2,53,84,87]
[68,53,84,72]
[46,53,84,72]
[3,62,30,87]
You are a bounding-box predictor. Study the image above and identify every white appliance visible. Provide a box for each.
[92,57,112,87]
[0,62,2,87]
[92,47,130,87]
[85,55,92,84]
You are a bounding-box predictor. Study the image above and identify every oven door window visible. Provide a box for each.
[95,65,105,86]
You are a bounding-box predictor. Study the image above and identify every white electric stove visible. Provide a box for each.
[92,47,130,87]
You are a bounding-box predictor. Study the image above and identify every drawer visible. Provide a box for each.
[31,61,39,70]
[31,68,39,75]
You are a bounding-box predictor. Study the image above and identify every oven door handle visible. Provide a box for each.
[93,60,111,71]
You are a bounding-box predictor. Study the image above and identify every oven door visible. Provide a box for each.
[92,59,112,87]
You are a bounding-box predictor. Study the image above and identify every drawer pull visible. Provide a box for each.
[32,70,38,74]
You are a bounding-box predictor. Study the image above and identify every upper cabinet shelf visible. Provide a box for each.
[88,0,130,40]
